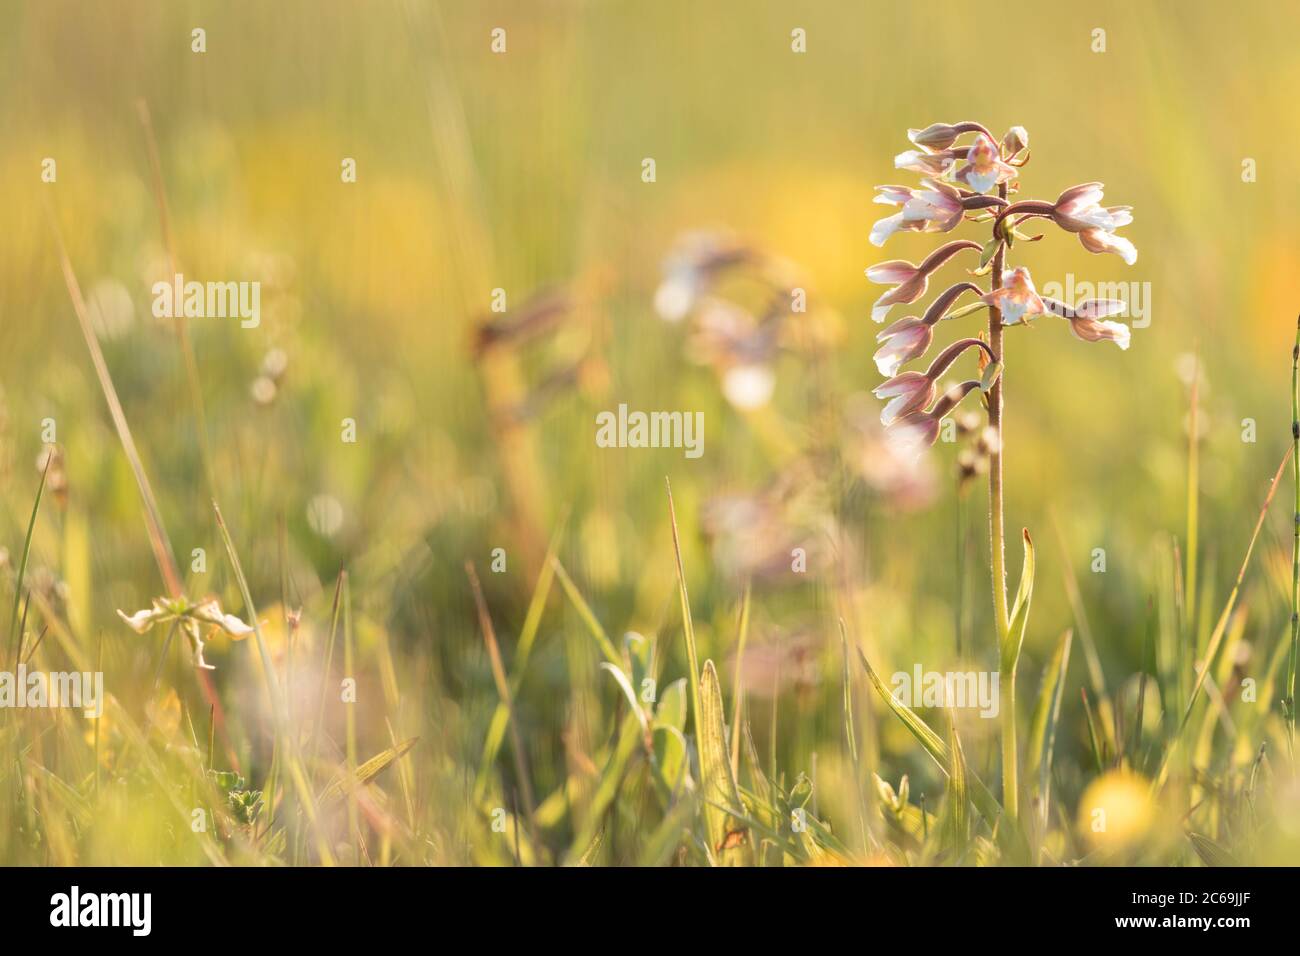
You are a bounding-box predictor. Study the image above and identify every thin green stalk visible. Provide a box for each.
[955,489,964,656]
[665,479,703,741]
[343,574,360,860]
[839,621,869,855]
[1153,448,1290,790]
[988,182,1016,820]
[6,459,47,664]
[137,100,219,504]
[1186,345,1200,630]
[999,672,1017,814]
[729,583,751,779]
[1288,316,1299,766]
[465,561,538,843]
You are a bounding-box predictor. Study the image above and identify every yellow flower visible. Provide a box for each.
[1077,771,1154,852]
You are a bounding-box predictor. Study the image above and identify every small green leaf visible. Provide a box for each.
[1188,832,1240,867]
[1001,529,1035,674]
[938,717,971,856]
[599,662,649,734]
[788,773,813,810]
[653,725,689,794]
[654,677,688,731]
[979,237,1003,269]
[980,361,1003,392]
[208,770,245,791]
[625,631,652,699]
[943,300,987,321]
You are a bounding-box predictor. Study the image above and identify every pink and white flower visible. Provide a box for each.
[1000,126,1029,159]
[872,279,984,373]
[865,240,980,322]
[1050,183,1137,265]
[887,381,984,456]
[895,148,963,177]
[874,317,933,376]
[1077,227,1138,265]
[953,133,1016,194]
[1066,316,1130,349]
[981,267,1047,325]
[870,180,966,247]
[873,338,994,425]
[866,259,929,320]
[1043,297,1131,349]
[906,121,993,153]
[888,409,943,456]
[873,371,935,427]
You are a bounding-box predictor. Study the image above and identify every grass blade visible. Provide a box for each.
[698,659,751,865]
[1154,448,1290,789]
[1027,628,1072,832]
[551,555,621,666]
[855,646,1002,826]
[6,460,47,667]
[665,478,703,741]
[465,562,538,834]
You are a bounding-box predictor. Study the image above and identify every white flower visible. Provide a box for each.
[981,267,1047,326]
[117,595,255,671]
[953,133,1016,194]
[722,364,776,410]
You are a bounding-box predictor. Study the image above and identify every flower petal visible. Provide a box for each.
[865,260,919,285]
[1079,228,1138,265]
[117,607,161,633]
[1069,318,1131,350]
[219,613,256,638]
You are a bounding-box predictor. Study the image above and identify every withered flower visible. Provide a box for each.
[118,595,254,671]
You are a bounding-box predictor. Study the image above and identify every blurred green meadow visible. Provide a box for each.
[2,0,1300,865]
